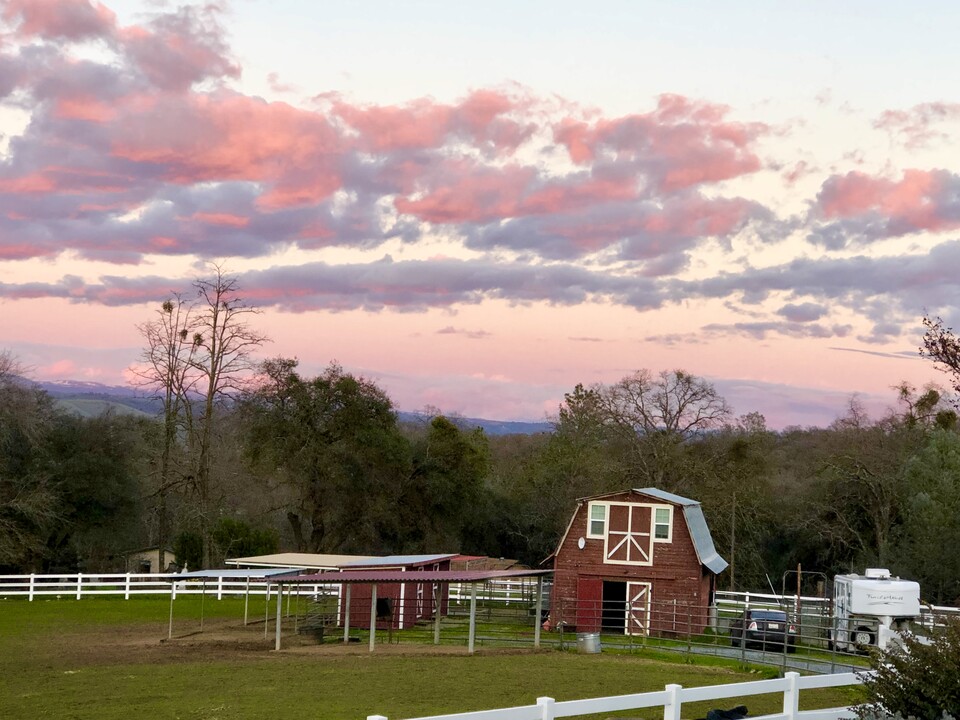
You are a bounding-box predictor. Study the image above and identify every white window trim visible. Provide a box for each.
[586,501,607,539]
[652,504,673,543]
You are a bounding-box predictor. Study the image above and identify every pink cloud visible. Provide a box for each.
[38,358,78,378]
[3,0,116,41]
[117,4,240,91]
[874,102,960,149]
[0,243,58,260]
[186,211,250,228]
[332,89,530,155]
[110,92,344,207]
[815,169,959,234]
[553,94,766,192]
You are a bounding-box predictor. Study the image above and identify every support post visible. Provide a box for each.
[537,696,556,720]
[168,587,175,640]
[343,584,352,643]
[244,577,250,625]
[200,579,206,631]
[264,583,270,639]
[76,573,82,600]
[534,575,543,649]
[124,573,131,600]
[217,576,223,600]
[433,583,441,645]
[663,684,682,720]
[468,582,478,654]
[783,671,800,720]
[275,582,283,650]
[28,574,35,602]
[369,585,378,652]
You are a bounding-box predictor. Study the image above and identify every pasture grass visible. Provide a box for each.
[0,597,863,720]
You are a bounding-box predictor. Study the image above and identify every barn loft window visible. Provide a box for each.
[653,506,672,541]
[587,502,606,538]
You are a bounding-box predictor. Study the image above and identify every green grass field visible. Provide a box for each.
[0,596,863,720]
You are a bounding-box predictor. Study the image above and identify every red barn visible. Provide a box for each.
[548,488,727,636]
[338,554,456,630]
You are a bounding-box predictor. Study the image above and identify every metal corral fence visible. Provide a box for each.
[366,671,864,720]
[4,574,959,664]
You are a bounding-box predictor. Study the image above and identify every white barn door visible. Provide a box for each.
[625,581,652,636]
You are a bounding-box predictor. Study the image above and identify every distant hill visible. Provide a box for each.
[26,379,554,436]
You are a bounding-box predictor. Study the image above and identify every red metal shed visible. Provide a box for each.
[337,554,455,630]
[548,488,727,637]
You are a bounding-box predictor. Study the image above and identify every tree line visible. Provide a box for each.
[4,269,960,604]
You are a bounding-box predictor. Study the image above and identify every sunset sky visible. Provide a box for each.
[2,0,960,428]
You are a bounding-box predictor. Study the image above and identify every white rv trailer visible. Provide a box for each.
[831,568,920,651]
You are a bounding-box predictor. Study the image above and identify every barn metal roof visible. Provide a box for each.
[634,487,729,574]
[339,554,457,568]
[548,487,728,574]
[269,568,552,584]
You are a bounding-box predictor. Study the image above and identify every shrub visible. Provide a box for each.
[857,616,960,720]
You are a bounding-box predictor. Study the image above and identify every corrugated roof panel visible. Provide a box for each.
[272,568,552,584]
[177,568,301,579]
[633,487,698,506]
[225,553,376,568]
[340,554,457,568]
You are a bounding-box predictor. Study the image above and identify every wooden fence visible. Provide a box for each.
[366,671,863,720]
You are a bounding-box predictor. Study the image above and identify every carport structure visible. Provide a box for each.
[167,567,299,639]
[270,568,553,653]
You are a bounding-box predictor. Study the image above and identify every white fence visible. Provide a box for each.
[0,573,336,601]
[366,671,863,720]
[715,589,960,627]
[4,575,959,629]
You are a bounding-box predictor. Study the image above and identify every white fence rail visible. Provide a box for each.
[4,574,959,628]
[715,590,960,626]
[366,671,863,720]
[0,573,337,601]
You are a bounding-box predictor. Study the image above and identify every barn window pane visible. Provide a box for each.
[588,503,606,537]
[654,507,671,540]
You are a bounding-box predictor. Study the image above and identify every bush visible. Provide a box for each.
[857,616,960,720]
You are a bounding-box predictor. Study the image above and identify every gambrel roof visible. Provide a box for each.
[548,487,728,574]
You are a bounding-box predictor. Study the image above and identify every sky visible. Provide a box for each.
[2,0,960,428]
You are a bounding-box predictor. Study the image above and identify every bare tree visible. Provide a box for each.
[190,266,268,566]
[599,369,731,489]
[922,315,960,399]
[131,295,200,571]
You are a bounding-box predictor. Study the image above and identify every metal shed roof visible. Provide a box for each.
[271,568,551,584]
[225,552,376,569]
[176,568,301,579]
[339,553,457,568]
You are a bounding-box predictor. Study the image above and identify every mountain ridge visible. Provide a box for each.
[28,378,554,436]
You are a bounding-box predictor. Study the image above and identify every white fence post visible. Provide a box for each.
[28,573,35,601]
[663,684,682,720]
[537,696,556,720]
[124,573,131,600]
[783,672,800,720]
[217,576,224,600]
[76,573,83,600]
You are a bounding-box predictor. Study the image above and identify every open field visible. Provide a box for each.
[0,597,863,720]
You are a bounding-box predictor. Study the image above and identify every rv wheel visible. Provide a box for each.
[852,627,874,649]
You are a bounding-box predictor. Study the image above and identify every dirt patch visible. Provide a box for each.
[39,617,535,668]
